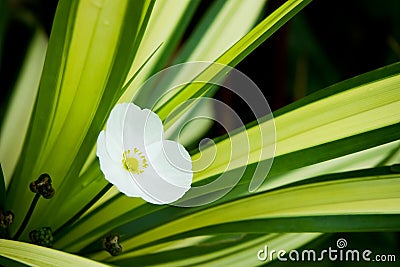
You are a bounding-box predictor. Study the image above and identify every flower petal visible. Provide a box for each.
[104,103,129,163]
[147,140,192,188]
[97,131,141,197]
[125,140,192,204]
[122,103,163,151]
[128,169,191,204]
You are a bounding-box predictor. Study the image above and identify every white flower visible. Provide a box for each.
[96,103,193,204]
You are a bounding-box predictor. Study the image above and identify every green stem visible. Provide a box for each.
[13,193,40,240]
[53,183,113,239]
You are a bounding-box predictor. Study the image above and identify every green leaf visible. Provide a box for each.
[106,233,321,266]
[0,239,109,267]
[176,214,400,235]
[259,140,400,192]
[53,62,400,255]
[174,0,266,64]
[37,0,156,231]
[6,0,156,239]
[154,0,312,120]
[75,167,399,263]
[192,62,400,182]
[0,30,47,187]
[49,42,165,238]
[133,0,267,107]
[137,168,400,247]
[119,0,198,103]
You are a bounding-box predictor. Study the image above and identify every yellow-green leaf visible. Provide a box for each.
[0,239,109,267]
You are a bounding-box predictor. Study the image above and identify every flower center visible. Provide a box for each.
[122,148,148,174]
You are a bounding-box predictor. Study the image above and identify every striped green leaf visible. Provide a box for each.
[6,0,156,239]
[53,63,400,257]
[0,239,109,267]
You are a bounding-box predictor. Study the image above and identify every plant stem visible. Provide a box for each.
[13,193,40,240]
[53,183,113,239]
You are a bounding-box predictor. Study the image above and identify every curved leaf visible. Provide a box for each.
[192,62,400,181]
[0,29,47,187]
[107,233,320,266]
[54,62,400,255]
[0,239,109,267]
[6,0,156,238]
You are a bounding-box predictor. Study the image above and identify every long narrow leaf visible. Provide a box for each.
[0,30,47,186]
[155,0,312,120]
[0,239,109,267]
[192,62,400,182]
[104,167,399,260]
[6,0,155,238]
[54,62,400,254]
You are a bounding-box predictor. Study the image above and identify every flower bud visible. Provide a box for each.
[30,173,55,199]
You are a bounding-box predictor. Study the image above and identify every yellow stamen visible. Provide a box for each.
[122,149,148,174]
